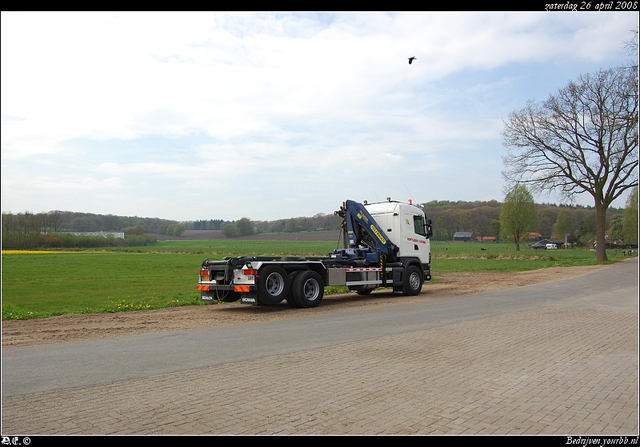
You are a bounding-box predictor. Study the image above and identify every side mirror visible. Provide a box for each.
[426,219,433,238]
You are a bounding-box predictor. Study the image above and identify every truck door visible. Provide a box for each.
[401,211,430,264]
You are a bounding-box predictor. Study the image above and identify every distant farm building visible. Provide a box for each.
[453,231,474,242]
[475,236,496,243]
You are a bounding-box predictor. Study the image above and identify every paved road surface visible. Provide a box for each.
[2,258,638,435]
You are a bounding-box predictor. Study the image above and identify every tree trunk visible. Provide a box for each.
[595,201,608,262]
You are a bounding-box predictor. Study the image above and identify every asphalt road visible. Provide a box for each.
[3,258,637,398]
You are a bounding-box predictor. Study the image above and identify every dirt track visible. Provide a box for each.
[1,264,609,349]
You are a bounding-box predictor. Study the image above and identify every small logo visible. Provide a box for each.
[2,437,31,446]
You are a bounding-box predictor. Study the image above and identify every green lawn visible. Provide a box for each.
[2,240,632,320]
[2,251,206,320]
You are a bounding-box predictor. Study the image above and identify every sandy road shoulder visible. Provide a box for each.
[1,265,610,348]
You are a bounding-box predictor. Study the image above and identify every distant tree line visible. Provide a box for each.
[418,197,634,247]
[187,213,343,239]
[185,198,634,246]
[497,185,638,250]
[421,200,502,242]
[0,210,181,234]
[185,219,229,231]
[4,192,636,249]
[253,213,343,234]
[1,210,181,249]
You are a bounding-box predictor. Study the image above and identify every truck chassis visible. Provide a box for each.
[198,255,431,308]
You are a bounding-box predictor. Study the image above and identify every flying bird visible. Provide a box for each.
[408,57,416,64]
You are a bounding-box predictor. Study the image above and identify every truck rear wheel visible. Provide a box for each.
[285,271,300,307]
[257,265,290,305]
[403,265,423,296]
[291,270,324,308]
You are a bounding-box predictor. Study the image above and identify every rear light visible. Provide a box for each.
[200,270,210,281]
[243,269,257,276]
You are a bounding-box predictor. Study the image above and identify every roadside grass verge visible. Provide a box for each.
[2,240,633,320]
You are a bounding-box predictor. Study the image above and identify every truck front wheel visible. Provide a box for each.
[291,270,324,308]
[403,265,423,296]
[257,265,290,305]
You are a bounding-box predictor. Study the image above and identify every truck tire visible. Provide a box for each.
[291,270,324,308]
[286,271,301,307]
[403,265,423,296]
[257,265,290,305]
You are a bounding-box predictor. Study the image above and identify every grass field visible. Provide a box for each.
[429,241,626,273]
[2,239,633,320]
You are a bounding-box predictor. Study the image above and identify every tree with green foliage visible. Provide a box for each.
[623,186,638,245]
[123,225,145,236]
[235,217,254,237]
[491,219,501,242]
[553,209,576,241]
[222,223,238,238]
[580,213,597,245]
[500,184,538,251]
[538,208,558,238]
[173,223,185,237]
[609,214,625,246]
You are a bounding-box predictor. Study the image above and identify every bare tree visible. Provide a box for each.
[502,63,638,262]
[623,26,638,68]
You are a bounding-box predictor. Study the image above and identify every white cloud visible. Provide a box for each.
[2,11,637,220]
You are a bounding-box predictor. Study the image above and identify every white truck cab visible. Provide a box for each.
[365,201,431,265]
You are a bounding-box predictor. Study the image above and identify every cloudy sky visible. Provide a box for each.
[1,11,637,222]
